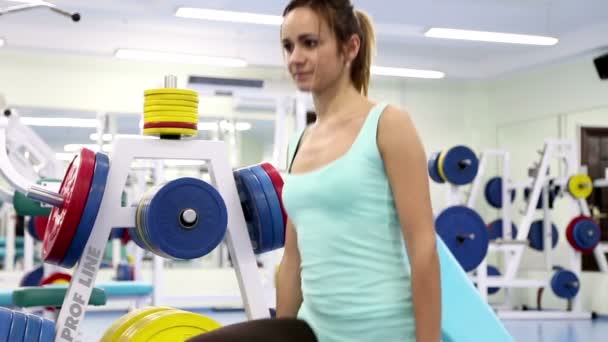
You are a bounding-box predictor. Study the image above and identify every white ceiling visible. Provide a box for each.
[0,0,607,79]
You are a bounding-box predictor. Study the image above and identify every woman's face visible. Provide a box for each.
[281,7,346,93]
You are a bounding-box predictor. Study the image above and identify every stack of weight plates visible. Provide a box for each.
[143,88,199,138]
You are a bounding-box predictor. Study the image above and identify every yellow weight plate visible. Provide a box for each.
[143,115,198,124]
[119,309,222,342]
[100,306,173,342]
[144,88,198,97]
[145,94,199,102]
[568,174,593,199]
[437,149,448,183]
[143,127,198,136]
[144,99,198,108]
[144,111,199,119]
[144,105,198,113]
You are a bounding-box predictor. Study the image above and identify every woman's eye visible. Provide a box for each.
[283,42,293,53]
[304,39,318,48]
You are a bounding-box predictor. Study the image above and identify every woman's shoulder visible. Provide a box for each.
[375,102,417,149]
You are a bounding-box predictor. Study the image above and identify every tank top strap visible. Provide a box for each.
[351,102,389,153]
[287,127,306,173]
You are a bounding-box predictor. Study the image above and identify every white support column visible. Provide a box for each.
[24,216,34,271]
[466,152,486,209]
[542,184,553,271]
[5,210,15,271]
[505,143,554,280]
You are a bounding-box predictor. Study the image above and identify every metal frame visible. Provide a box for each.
[0,111,62,272]
[465,140,593,319]
[50,136,268,341]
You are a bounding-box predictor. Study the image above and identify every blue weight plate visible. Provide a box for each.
[19,265,44,286]
[130,205,147,250]
[24,314,42,342]
[110,228,125,240]
[527,220,559,251]
[427,151,445,184]
[234,170,261,253]
[0,307,13,341]
[142,185,172,258]
[39,317,55,342]
[487,265,501,295]
[116,263,132,281]
[146,177,228,259]
[251,165,284,250]
[440,146,479,185]
[61,152,110,268]
[573,219,601,250]
[486,219,518,241]
[235,168,274,254]
[551,269,580,299]
[9,311,27,342]
[484,177,515,209]
[524,187,558,209]
[435,206,489,272]
[27,217,40,241]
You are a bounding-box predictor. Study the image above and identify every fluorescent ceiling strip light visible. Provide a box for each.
[176,7,283,26]
[21,117,98,127]
[371,66,445,79]
[425,28,558,46]
[115,49,247,67]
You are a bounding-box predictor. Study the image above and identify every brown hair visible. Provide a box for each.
[283,0,376,96]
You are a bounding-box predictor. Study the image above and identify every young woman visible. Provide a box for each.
[190,1,440,341]
[276,1,440,341]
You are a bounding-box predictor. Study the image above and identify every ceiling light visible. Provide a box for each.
[425,28,558,46]
[176,7,282,26]
[115,49,247,67]
[0,38,4,48]
[21,117,98,127]
[371,66,445,79]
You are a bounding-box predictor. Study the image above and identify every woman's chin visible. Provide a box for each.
[294,82,313,92]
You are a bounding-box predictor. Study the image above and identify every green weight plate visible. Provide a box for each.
[12,286,107,308]
[13,191,51,216]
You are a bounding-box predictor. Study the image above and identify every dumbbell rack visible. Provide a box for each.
[467,140,592,319]
[51,136,269,341]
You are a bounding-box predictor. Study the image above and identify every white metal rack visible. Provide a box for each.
[466,140,592,319]
[50,136,269,341]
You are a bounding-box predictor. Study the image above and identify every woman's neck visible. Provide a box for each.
[312,78,364,124]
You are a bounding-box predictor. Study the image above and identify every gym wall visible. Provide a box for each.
[0,49,494,214]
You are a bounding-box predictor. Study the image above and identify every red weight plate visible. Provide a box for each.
[143,122,197,130]
[43,149,96,264]
[566,215,589,253]
[39,272,72,286]
[260,163,287,230]
[34,216,48,240]
[121,228,131,245]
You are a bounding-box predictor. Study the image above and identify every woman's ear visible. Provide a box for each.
[344,34,361,66]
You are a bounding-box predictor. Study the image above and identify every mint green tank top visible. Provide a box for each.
[282,103,416,342]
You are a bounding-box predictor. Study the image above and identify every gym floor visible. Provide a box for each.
[82,310,608,342]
